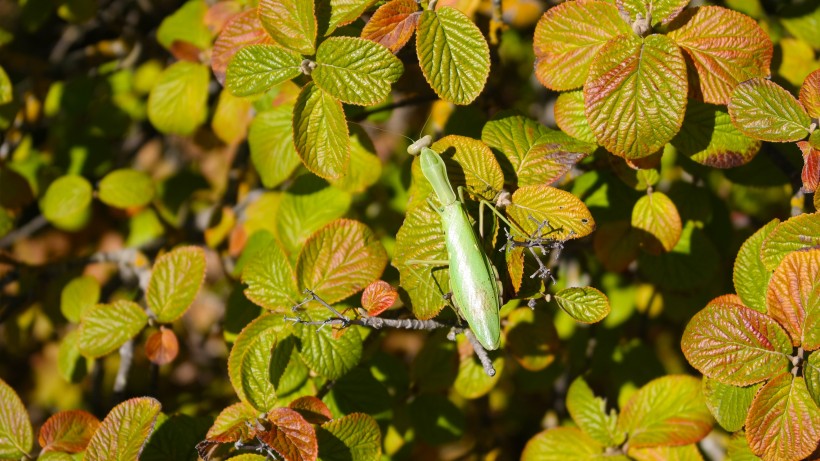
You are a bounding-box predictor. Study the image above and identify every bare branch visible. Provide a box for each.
[464,329,496,377]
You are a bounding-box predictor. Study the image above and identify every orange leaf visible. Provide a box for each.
[797,141,820,193]
[361,0,421,53]
[258,408,318,461]
[211,9,272,85]
[289,396,333,425]
[800,68,820,118]
[39,410,100,453]
[145,327,180,365]
[766,248,820,350]
[360,280,398,316]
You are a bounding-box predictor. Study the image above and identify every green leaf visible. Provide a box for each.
[734,219,779,313]
[258,0,316,55]
[360,0,421,53]
[296,219,387,305]
[0,65,11,104]
[703,377,760,433]
[617,375,712,449]
[681,301,792,386]
[504,307,559,372]
[85,397,161,461]
[745,373,820,461]
[584,34,687,159]
[146,246,206,324]
[408,393,464,445]
[532,0,632,91]
[295,315,363,380]
[248,104,301,189]
[239,329,280,412]
[313,37,403,106]
[325,0,378,35]
[806,352,820,408]
[517,132,595,187]
[292,82,350,180]
[481,113,554,185]
[147,61,209,135]
[317,413,381,461]
[726,431,761,461]
[425,135,505,202]
[156,0,211,51]
[322,368,391,419]
[226,45,302,97]
[212,90,252,148]
[0,378,33,460]
[631,191,682,254]
[38,410,100,454]
[211,9,273,85]
[760,212,820,271]
[616,0,688,26]
[766,248,820,350]
[507,185,595,241]
[141,414,211,461]
[38,452,75,461]
[453,335,504,399]
[256,408,317,461]
[667,6,773,105]
[554,91,596,143]
[416,6,490,105]
[242,241,300,312]
[412,331,457,393]
[98,169,155,209]
[628,444,704,461]
[58,330,89,382]
[566,376,625,447]
[330,127,382,194]
[521,427,604,461]
[554,287,610,324]
[41,175,93,231]
[800,68,820,118]
[61,275,100,322]
[0,208,13,239]
[671,99,762,168]
[78,300,148,358]
[728,78,812,142]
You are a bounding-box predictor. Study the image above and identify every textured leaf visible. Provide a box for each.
[317,413,381,461]
[481,114,553,185]
[800,68,820,118]
[617,375,712,448]
[205,402,257,441]
[554,287,610,324]
[681,301,792,386]
[746,373,820,461]
[419,135,504,203]
[145,327,179,365]
[726,431,761,461]
[453,335,503,399]
[361,280,398,316]
[257,408,317,461]
[671,99,762,168]
[616,0,688,26]
[41,175,92,231]
[703,377,759,433]
[0,65,11,104]
[98,169,155,209]
[85,397,161,461]
[584,33,687,159]
[521,427,604,461]
[226,45,302,97]
[532,0,632,91]
[249,104,301,189]
[416,6,490,105]
[239,329,279,412]
[78,300,148,358]
[760,213,820,271]
[806,352,820,408]
[329,128,381,194]
[0,378,32,460]
[296,219,387,305]
[360,0,420,53]
[312,37,403,106]
[734,219,779,314]
[766,248,820,350]
[242,240,300,312]
[61,275,100,323]
[321,367,390,419]
[39,410,100,453]
[798,141,820,193]
[507,185,595,241]
[211,9,272,85]
[295,322,362,381]
[628,444,704,461]
[667,6,772,105]
[325,0,379,34]
[289,397,332,425]
[631,191,682,254]
[566,376,625,447]
[146,246,206,323]
[147,61,209,135]
[728,78,811,142]
[292,83,350,180]
[504,307,558,372]
[258,0,316,55]
[554,90,596,143]
[519,132,595,187]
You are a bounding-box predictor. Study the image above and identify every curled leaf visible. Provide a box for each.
[361,280,398,316]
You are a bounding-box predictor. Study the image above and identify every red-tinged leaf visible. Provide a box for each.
[520,132,595,187]
[292,83,350,181]
[629,444,704,461]
[360,0,420,53]
[766,248,820,350]
[631,191,682,254]
[257,408,317,461]
[204,1,241,34]
[258,0,316,55]
[296,219,388,305]
[681,301,792,386]
[145,327,179,365]
[212,9,272,85]
[584,33,687,159]
[360,280,398,316]
[617,375,712,449]
[798,141,820,193]
[728,78,812,143]
[616,0,689,26]
[85,397,161,461]
[554,90,596,143]
[593,220,641,272]
[760,213,820,272]
[0,378,33,460]
[800,68,820,118]
[316,413,381,461]
[39,410,100,453]
[289,397,332,425]
[532,0,632,91]
[521,427,605,460]
[481,114,554,185]
[205,402,258,442]
[746,373,820,461]
[146,246,206,324]
[667,6,773,105]
[169,40,202,62]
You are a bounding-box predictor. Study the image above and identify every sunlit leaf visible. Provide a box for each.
[98,169,155,209]
[360,0,420,53]
[85,397,161,461]
[257,408,317,461]
[519,132,595,187]
[554,90,596,143]
[295,314,363,380]
[703,377,759,433]
[584,33,687,159]
[258,0,316,55]
[416,6,490,105]
[631,191,682,254]
[733,219,779,314]
[145,327,179,365]
[766,248,820,350]
[504,307,558,372]
[205,402,257,441]
[507,185,595,240]
[146,246,206,323]
[325,0,379,35]
[61,276,100,323]
[521,427,604,461]
[289,397,333,425]
[242,240,300,312]
[213,89,252,144]
[481,113,553,185]
[249,104,301,189]
[156,0,211,51]
[800,68,820,118]
[566,376,625,447]
[532,0,632,91]
[554,286,610,324]
[428,135,505,200]
[226,45,302,97]
[361,280,398,316]
[667,6,772,105]
[330,127,382,194]
[317,413,381,461]
[728,78,811,142]
[616,0,688,26]
[0,378,33,460]
[78,300,148,358]
[39,410,99,453]
[797,141,820,193]
[806,352,820,408]
[628,444,704,461]
[58,330,89,382]
[41,175,92,231]
[212,9,272,85]
[147,61,209,135]
[293,83,350,180]
[760,212,820,271]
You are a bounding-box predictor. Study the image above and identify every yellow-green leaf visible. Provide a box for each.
[98,169,155,209]
[242,241,300,312]
[481,113,554,185]
[728,78,811,142]
[38,410,100,454]
[58,329,89,382]
[504,307,558,372]
[156,0,211,51]
[554,286,610,324]
[554,90,596,143]
[584,33,687,159]
[226,45,302,97]
[521,427,604,461]
[295,313,363,380]
[703,377,760,433]
[806,352,820,408]
[78,300,148,358]
[760,212,820,271]
[453,335,503,399]
[258,0,316,55]
[766,248,820,350]
[292,83,350,180]
[61,275,100,323]
[507,185,595,241]
[733,219,779,314]
[566,376,625,446]
[211,9,273,85]
[330,127,382,194]
[326,0,379,35]
[0,65,11,104]
[248,104,301,189]
[41,175,93,231]
[146,246,206,323]
[212,89,252,145]
[616,0,688,26]
[317,413,381,461]
[631,191,682,254]
[147,61,209,135]
[0,378,32,460]
[416,6,490,105]
[518,132,594,187]
[85,397,161,461]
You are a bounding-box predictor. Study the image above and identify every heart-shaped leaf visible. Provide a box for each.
[481,114,554,185]
[733,219,779,313]
[616,0,688,26]
[98,169,155,209]
[631,191,682,254]
[317,413,381,461]
[292,83,350,180]
[532,0,632,91]
[146,246,206,323]
[41,175,93,231]
[567,376,625,447]
[0,378,32,460]
[249,104,301,189]
[257,408,317,461]
[361,280,398,316]
[760,212,820,271]
[85,397,161,461]
[226,45,302,96]
[61,275,100,323]
[360,0,420,53]
[584,33,687,159]
[554,91,597,143]
[766,248,820,350]
[39,410,100,453]
[507,185,595,241]
[242,240,300,312]
[521,427,604,460]
[554,286,610,324]
[258,0,316,55]
[800,68,820,118]
[798,141,820,193]
[702,377,760,433]
[147,61,209,135]
[211,9,272,85]
[728,78,811,143]
[78,300,148,358]
[416,6,490,105]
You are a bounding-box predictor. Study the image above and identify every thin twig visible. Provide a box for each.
[112,339,135,399]
[464,329,496,377]
[0,215,48,250]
